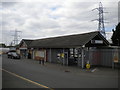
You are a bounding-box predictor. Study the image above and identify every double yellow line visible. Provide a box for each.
[1,68,54,90]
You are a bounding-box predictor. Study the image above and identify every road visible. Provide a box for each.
[2,54,118,89]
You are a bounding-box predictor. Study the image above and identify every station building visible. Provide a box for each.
[18,31,120,68]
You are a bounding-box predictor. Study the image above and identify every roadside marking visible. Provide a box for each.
[1,68,54,90]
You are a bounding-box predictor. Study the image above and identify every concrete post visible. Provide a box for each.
[66,52,68,66]
[50,48,52,63]
[81,46,85,69]
[77,48,81,67]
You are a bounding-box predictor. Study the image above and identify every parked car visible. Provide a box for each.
[8,51,21,59]
[8,50,15,58]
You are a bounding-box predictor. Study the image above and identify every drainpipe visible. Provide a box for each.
[82,45,85,69]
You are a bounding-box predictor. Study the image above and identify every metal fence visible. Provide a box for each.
[85,48,120,67]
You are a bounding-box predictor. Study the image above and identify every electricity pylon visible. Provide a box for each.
[92,2,106,38]
[11,29,22,46]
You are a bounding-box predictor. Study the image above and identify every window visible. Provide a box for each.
[70,48,74,57]
[74,48,78,57]
[69,48,78,58]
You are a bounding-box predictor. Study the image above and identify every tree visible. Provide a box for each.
[0,43,6,48]
[111,22,120,46]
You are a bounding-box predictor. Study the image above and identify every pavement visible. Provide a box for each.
[23,57,119,76]
[2,54,119,88]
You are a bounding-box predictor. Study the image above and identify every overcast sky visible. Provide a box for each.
[0,0,119,45]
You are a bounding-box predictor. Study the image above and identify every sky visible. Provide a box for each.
[0,0,119,45]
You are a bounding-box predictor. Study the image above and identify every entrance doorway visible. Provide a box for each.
[68,48,79,66]
[20,49,27,59]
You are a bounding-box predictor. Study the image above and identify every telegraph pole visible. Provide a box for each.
[92,2,107,38]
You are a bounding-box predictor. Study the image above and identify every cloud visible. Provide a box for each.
[1,1,118,45]
[2,2,17,7]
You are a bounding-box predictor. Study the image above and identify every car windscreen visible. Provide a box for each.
[12,52,17,56]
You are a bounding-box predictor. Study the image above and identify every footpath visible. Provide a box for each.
[22,58,119,77]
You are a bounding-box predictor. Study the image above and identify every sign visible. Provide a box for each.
[86,63,90,69]
[91,40,103,44]
[113,56,118,63]
[19,48,27,50]
[86,61,90,69]
[95,40,103,44]
[40,51,45,58]
[61,53,64,58]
